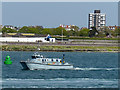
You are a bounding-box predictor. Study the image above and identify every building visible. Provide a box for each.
[108,26,119,30]
[4,25,16,29]
[81,27,88,30]
[28,25,43,29]
[59,24,75,31]
[0,34,55,43]
[88,10,106,30]
[0,37,55,43]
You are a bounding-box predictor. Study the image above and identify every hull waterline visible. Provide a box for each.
[20,61,73,70]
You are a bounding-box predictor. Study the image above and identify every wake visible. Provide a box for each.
[73,67,119,71]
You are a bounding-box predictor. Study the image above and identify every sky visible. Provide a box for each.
[118,1,120,26]
[2,2,118,28]
[0,1,1,25]
[2,0,120,2]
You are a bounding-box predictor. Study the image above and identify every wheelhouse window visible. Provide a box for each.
[56,60,58,62]
[36,56,41,58]
[42,59,44,62]
[31,56,36,59]
[51,59,53,62]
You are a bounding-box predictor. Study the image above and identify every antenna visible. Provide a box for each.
[62,54,65,64]
[61,24,64,42]
[63,54,65,59]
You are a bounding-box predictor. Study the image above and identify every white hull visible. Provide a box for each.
[20,61,73,70]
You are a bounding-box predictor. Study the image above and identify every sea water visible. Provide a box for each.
[1,51,118,88]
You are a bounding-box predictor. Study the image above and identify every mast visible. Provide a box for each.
[62,28,63,42]
[61,24,63,42]
[62,54,65,64]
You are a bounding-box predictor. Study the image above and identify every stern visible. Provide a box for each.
[20,61,29,70]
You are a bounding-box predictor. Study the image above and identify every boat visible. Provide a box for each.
[20,52,73,70]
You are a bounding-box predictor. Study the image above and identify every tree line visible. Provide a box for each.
[1,26,120,37]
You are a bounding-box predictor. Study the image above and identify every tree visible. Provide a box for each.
[98,26,112,37]
[67,30,75,36]
[0,29,2,32]
[42,28,52,35]
[103,26,111,36]
[71,26,80,36]
[71,26,79,31]
[18,26,43,34]
[2,27,17,33]
[35,26,44,34]
[112,28,120,37]
[89,27,99,37]
[97,31,106,37]
[78,28,90,36]
[53,27,67,36]
[18,26,29,33]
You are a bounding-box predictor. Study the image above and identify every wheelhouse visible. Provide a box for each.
[31,53,43,59]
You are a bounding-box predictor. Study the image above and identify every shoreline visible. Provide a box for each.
[2,50,118,53]
[1,45,118,52]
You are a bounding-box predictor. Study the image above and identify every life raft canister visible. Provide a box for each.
[60,60,62,63]
[52,62,55,65]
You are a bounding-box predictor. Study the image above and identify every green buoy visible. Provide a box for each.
[4,55,12,64]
